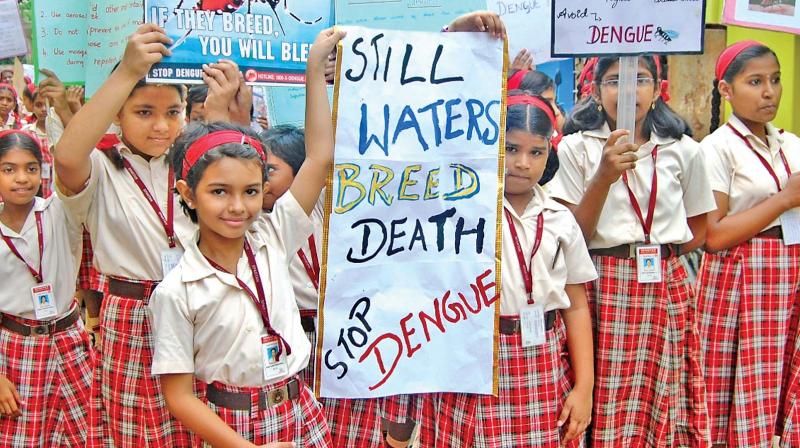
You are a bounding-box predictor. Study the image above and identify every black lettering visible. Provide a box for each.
[345,37,367,81]
[430,44,464,84]
[427,207,457,251]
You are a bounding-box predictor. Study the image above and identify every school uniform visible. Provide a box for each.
[1,113,21,130]
[469,185,597,447]
[695,115,800,446]
[56,142,196,447]
[149,191,332,447]
[21,124,54,199]
[549,124,716,447]
[0,196,93,447]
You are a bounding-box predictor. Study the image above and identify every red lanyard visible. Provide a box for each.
[297,235,320,291]
[122,159,177,248]
[504,207,543,305]
[204,241,292,358]
[726,123,792,191]
[0,211,44,283]
[621,146,658,244]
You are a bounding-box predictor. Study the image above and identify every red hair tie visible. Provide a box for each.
[96,133,121,151]
[0,129,44,152]
[577,57,598,99]
[507,95,557,131]
[183,130,266,179]
[716,40,764,81]
[507,69,530,91]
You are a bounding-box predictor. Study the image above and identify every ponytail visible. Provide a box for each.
[710,79,722,134]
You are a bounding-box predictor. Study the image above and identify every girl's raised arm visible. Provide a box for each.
[54,24,171,194]
[290,28,346,216]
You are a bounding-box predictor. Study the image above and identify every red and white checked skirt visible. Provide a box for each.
[587,255,709,447]
[0,311,94,447]
[696,237,800,446]
[301,315,385,447]
[383,392,478,447]
[779,300,800,448]
[76,229,102,292]
[473,313,583,447]
[199,376,332,447]
[88,279,193,448]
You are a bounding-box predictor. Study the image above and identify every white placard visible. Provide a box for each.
[551,0,706,57]
[318,27,505,399]
[0,0,29,60]
[488,0,558,64]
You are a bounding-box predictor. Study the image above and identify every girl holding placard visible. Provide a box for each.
[550,55,715,447]
[53,23,198,447]
[467,90,596,447]
[697,40,800,447]
[147,27,343,447]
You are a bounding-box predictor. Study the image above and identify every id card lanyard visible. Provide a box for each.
[122,159,177,248]
[204,241,292,359]
[504,208,547,347]
[297,235,320,291]
[0,211,44,283]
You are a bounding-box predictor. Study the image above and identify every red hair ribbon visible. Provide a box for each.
[716,40,764,81]
[183,130,266,179]
[0,83,18,99]
[0,129,44,152]
[577,57,598,99]
[96,133,121,151]
[507,95,557,131]
[507,69,530,91]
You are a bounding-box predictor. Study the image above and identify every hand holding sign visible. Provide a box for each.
[38,69,70,110]
[307,28,347,76]
[596,129,638,186]
[448,11,507,39]
[118,24,173,81]
[202,59,242,122]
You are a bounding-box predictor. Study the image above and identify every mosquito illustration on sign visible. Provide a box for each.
[165,0,324,50]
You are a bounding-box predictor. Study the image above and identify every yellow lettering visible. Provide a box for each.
[398,165,422,201]
[443,163,480,200]
[368,164,395,206]
[424,168,440,200]
[334,163,366,213]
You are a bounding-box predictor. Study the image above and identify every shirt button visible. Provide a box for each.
[246,326,254,333]
[306,282,313,288]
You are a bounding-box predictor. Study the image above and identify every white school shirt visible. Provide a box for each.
[288,191,324,311]
[702,115,800,231]
[548,124,716,249]
[56,144,196,280]
[148,192,314,387]
[501,186,597,315]
[0,196,82,319]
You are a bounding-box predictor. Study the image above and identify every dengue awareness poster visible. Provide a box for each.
[31,0,87,84]
[316,27,506,399]
[145,0,333,85]
[723,0,800,35]
[550,0,706,57]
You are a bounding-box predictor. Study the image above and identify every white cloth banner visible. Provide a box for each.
[318,27,505,399]
[551,0,705,56]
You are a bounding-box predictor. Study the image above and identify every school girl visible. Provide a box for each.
[379,10,509,448]
[695,40,800,447]
[469,92,596,447]
[549,55,715,447]
[0,83,21,130]
[260,124,388,446]
[0,130,93,447]
[53,24,206,447]
[147,27,344,448]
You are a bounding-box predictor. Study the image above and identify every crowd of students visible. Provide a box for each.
[0,9,798,448]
